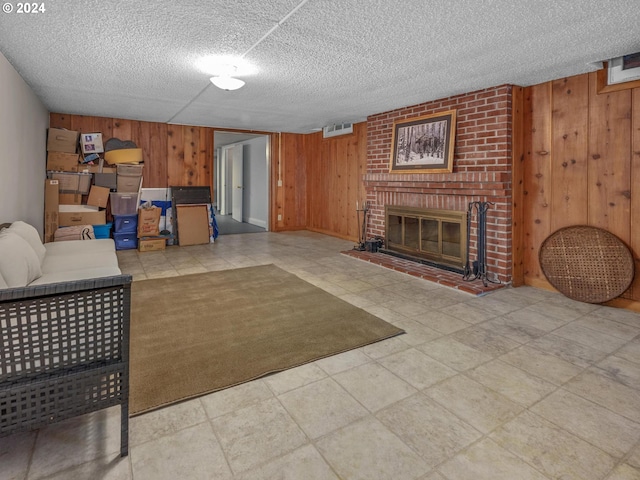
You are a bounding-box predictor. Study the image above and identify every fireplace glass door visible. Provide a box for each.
[385,206,467,270]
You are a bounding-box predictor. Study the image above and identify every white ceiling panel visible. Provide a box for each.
[0,0,638,133]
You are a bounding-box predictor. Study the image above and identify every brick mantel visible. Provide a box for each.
[365,84,514,283]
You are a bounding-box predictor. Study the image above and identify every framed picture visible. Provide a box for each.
[389,109,456,174]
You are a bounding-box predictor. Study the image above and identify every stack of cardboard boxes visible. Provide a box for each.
[44,128,145,244]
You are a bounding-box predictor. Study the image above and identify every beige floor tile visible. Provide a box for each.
[262,362,327,395]
[381,298,434,317]
[591,305,640,327]
[130,423,231,480]
[211,397,307,474]
[376,393,482,467]
[315,348,371,375]
[438,438,548,480]
[0,431,36,480]
[130,397,208,446]
[530,388,640,458]
[29,408,124,480]
[278,377,368,439]
[417,336,492,371]
[378,348,457,390]
[480,316,547,343]
[333,362,417,412]
[524,301,587,323]
[452,325,522,357]
[606,464,640,480]
[596,355,640,390]
[499,344,584,385]
[439,302,500,323]
[502,304,574,330]
[392,319,443,346]
[463,296,520,316]
[465,359,556,406]
[490,410,616,480]
[425,375,522,433]
[629,444,640,469]
[552,322,628,353]
[234,445,339,480]
[565,369,640,422]
[418,292,475,311]
[420,472,448,480]
[316,417,430,480]
[528,334,608,368]
[361,336,411,359]
[617,340,640,365]
[574,315,640,340]
[200,380,273,419]
[43,454,132,480]
[410,310,471,334]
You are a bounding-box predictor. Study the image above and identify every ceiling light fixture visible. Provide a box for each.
[210,74,245,91]
[210,64,245,91]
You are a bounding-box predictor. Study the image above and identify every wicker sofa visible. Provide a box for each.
[0,222,131,457]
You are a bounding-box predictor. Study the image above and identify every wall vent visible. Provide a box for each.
[323,122,353,138]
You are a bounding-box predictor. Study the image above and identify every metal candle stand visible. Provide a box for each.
[463,201,500,286]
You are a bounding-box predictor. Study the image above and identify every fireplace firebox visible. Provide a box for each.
[384,205,467,271]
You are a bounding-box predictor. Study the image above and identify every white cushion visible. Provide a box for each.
[41,251,119,274]
[29,266,122,286]
[0,231,43,287]
[7,221,46,264]
[0,270,8,289]
[45,238,116,256]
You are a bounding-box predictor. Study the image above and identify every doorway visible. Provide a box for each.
[213,131,270,235]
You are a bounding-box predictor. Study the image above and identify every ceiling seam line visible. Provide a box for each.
[241,0,312,58]
[167,0,311,124]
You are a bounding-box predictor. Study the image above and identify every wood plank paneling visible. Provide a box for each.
[550,75,589,230]
[511,87,525,286]
[136,121,168,188]
[522,83,552,284]
[305,122,367,241]
[631,88,640,299]
[588,72,632,241]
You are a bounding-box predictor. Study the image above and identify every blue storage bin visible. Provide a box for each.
[113,232,137,250]
[113,214,138,233]
[93,223,112,239]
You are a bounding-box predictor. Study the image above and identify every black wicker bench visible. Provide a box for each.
[0,274,131,457]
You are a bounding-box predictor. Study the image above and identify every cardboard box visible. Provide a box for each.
[117,175,141,193]
[138,237,166,252]
[79,133,104,154]
[59,193,82,205]
[47,152,80,172]
[58,205,106,227]
[44,179,59,243]
[105,148,143,165]
[48,172,92,194]
[175,204,210,246]
[87,185,110,209]
[47,128,79,153]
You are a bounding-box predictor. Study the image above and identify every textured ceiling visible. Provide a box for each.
[0,0,638,133]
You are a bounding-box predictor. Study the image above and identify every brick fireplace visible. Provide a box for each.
[364,85,513,284]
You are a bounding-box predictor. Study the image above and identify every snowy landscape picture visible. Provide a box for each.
[389,110,456,174]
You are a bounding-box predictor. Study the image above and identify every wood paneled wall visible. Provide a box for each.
[520,72,640,303]
[50,114,210,190]
[305,122,368,241]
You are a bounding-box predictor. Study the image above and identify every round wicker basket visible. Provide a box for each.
[539,225,635,304]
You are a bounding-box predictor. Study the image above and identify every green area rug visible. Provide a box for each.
[130,264,404,415]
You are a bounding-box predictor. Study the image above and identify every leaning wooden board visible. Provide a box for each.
[170,186,211,245]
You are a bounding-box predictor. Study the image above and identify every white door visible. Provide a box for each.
[231,145,243,222]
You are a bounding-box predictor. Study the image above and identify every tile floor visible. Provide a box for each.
[2,230,640,480]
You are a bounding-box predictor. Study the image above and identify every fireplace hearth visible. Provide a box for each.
[384,205,467,271]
